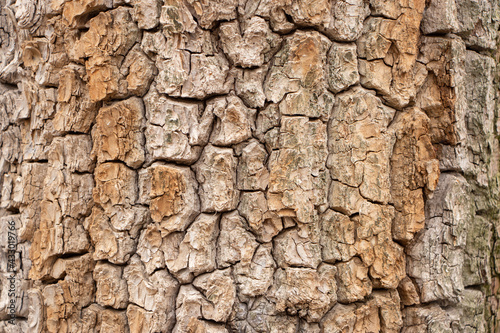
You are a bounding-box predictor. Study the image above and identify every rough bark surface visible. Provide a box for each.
[0,0,499,332]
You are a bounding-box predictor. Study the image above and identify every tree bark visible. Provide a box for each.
[0,0,499,332]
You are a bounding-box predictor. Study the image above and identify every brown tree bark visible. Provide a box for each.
[0,0,499,332]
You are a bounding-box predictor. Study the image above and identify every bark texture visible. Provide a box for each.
[0,0,499,332]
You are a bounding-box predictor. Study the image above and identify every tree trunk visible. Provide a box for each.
[0,0,499,332]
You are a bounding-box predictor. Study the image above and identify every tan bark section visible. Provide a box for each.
[0,0,499,332]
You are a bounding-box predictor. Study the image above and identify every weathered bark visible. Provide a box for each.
[0,0,499,332]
